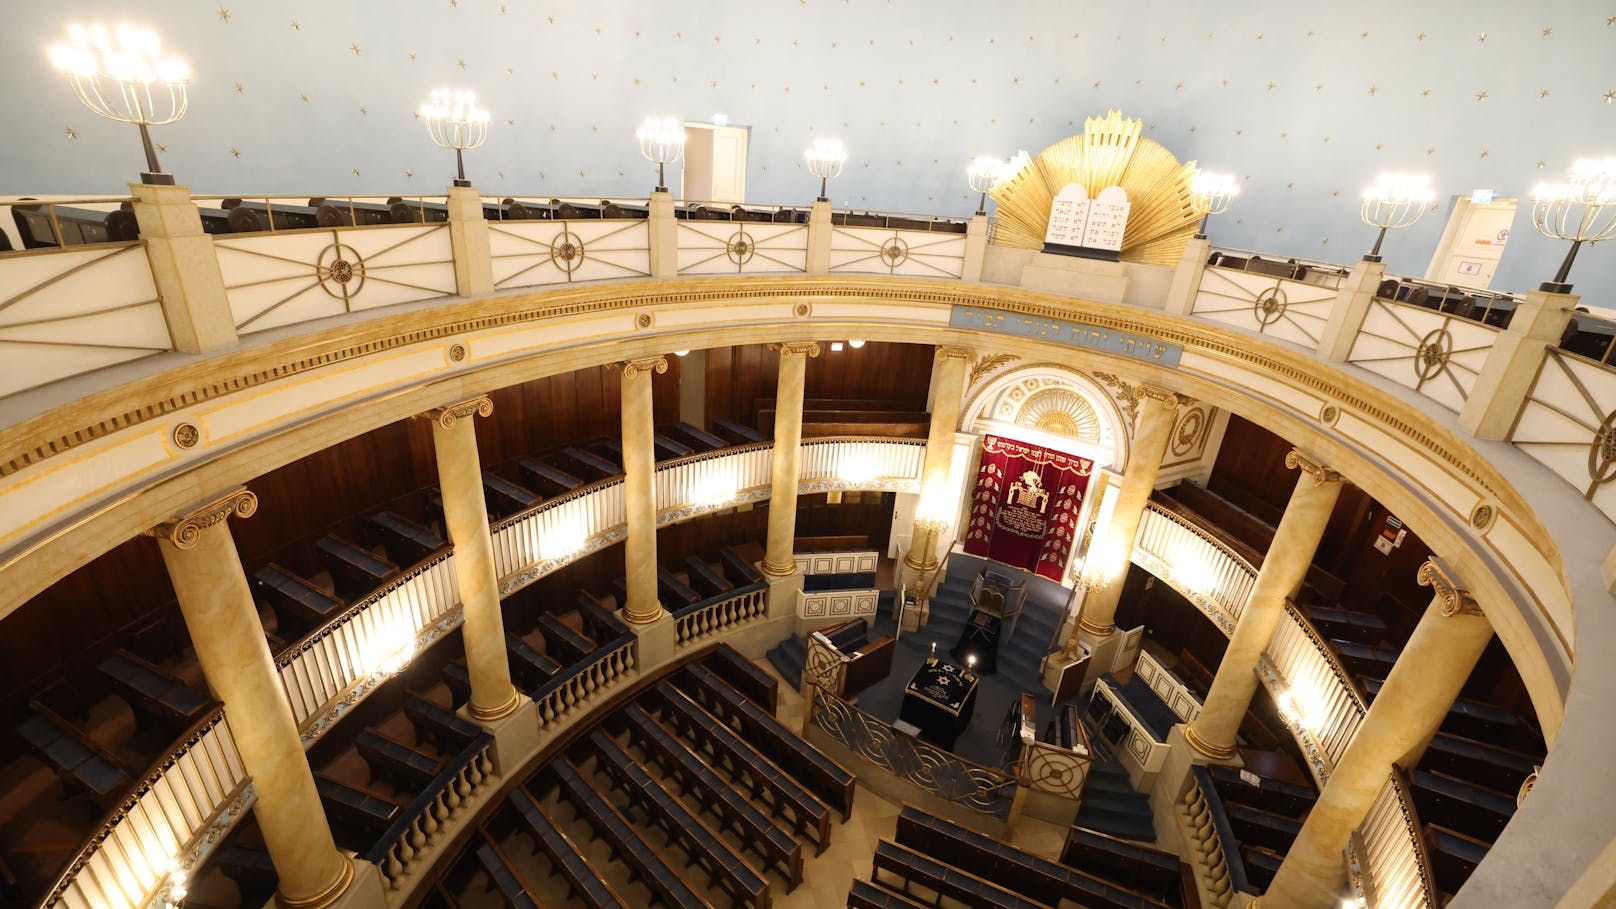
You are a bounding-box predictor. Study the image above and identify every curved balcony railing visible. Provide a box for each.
[1133,502,1257,634]
[1352,770,1437,909]
[364,732,496,891]
[673,582,768,649]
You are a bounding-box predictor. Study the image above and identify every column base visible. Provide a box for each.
[626,610,678,675]
[766,571,805,622]
[275,855,375,909]
[1182,723,1240,762]
[465,685,522,723]
[459,695,540,776]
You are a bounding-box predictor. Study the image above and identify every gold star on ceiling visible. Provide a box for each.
[1475,90,1488,102]
[1477,33,1488,43]
[1368,85,1378,95]
[1480,150,1490,158]
[457,59,466,69]
[217,7,230,22]
[1416,31,1428,41]
[406,169,414,178]
[300,94,309,102]
[409,52,417,61]
[1422,88,1432,97]
[230,147,241,158]
[359,106,368,115]
[157,143,166,152]
[350,43,362,55]
[1604,89,1616,103]
[1266,81,1277,90]
[1537,160,1547,168]
[353,168,361,176]
[290,20,299,31]
[234,82,244,93]
[1540,89,1551,98]
[1543,27,1552,36]
[64,126,76,139]
[1427,146,1437,155]
[1360,31,1369,39]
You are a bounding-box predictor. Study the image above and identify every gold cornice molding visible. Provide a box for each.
[936,345,976,361]
[424,396,493,431]
[768,341,822,359]
[143,487,257,549]
[1418,557,1485,618]
[610,355,670,379]
[1284,448,1344,486]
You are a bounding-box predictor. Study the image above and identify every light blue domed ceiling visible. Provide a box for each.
[2,0,1613,301]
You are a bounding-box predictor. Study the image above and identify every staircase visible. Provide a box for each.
[911,571,1066,693]
[764,635,807,689]
[1073,718,1159,844]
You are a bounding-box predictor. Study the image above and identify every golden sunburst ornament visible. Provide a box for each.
[988,109,1203,266]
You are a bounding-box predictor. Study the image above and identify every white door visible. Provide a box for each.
[1424,196,1517,290]
[679,123,749,204]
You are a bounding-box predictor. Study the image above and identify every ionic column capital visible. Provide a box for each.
[145,487,257,549]
[769,341,822,359]
[1284,448,1344,486]
[425,395,494,430]
[936,345,976,362]
[1136,384,1190,409]
[613,356,669,379]
[1418,557,1485,617]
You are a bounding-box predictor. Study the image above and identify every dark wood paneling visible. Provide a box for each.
[704,342,935,430]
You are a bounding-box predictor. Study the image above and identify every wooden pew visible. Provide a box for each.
[10,204,119,248]
[1207,766,1316,819]
[363,511,445,565]
[1057,826,1183,905]
[719,546,765,587]
[537,614,596,664]
[519,458,584,496]
[507,788,628,908]
[676,664,856,818]
[572,595,630,643]
[15,705,129,808]
[684,557,733,598]
[653,433,695,461]
[712,418,767,444]
[847,879,929,909]
[563,446,620,481]
[356,729,442,790]
[482,472,539,519]
[473,839,544,909]
[506,633,562,691]
[316,536,400,601]
[1239,845,1282,892]
[96,649,213,730]
[405,693,482,752]
[315,774,399,839]
[585,731,770,909]
[1422,733,1538,794]
[253,563,345,628]
[1425,825,1489,896]
[1226,803,1302,855]
[667,422,728,452]
[1330,639,1400,681]
[546,758,713,909]
[657,568,701,608]
[442,662,472,709]
[646,684,832,854]
[1409,768,1515,842]
[1300,605,1388,647]
[216,846,278,894]
[620,704,801,889]
[871,840,1056,909]
[706,644,778,712]
[895,806,1175,909]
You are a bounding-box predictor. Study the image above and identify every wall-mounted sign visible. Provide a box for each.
[1043,183,1130,261]
[951,306,1182,366]
[1470,189,1496,204]
[1457,260,1484,276]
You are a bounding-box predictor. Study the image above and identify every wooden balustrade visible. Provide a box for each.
[532,636,638,730]
[673,583,768,649]
[1352,772,1437,909]
[366,733,497,891]
[1176,770,1244,909]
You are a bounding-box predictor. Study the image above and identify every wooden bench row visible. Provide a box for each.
[507,788,627,908]
[96,649,213,730]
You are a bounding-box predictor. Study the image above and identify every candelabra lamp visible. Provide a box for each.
[1190,171,1240,239]
[635,117,686,193]
[1360,173,1435,262]
[805,138,848,203]
[1531,158,1616,293]
[967,156,1008,216]
[419,89,489,188]
[49,23,189,185]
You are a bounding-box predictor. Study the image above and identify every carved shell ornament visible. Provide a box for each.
[988,110,1203,266]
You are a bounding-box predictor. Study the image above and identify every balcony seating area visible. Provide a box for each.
[1372,277,1520,328]
[1204,250,1344,288]
[414,648,854,909]
[754,397,931,439]
[852,804,1186,909]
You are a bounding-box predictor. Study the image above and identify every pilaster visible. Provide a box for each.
[1458,288,1580,440]
[961,214,989,283]
[806,200,833,274]
[899,347,973,594]
[129,182,238,353]
[1164,237,1212,316]
[444,185,493,297]
[1316,258,1387,361]
[648,189,679,278]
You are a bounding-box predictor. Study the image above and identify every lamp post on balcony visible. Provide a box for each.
[805,138,848,203]
[48,23,189,185]
[1359,172,1434,262]
[1190,171,1240,239]
[1531,158,1616,293]
[635,116,686,194]
[967,156,1008,216]
[419,88,489,188]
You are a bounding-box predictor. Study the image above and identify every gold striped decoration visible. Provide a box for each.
[989,110,1203,266]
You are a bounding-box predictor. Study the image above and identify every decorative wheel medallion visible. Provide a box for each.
[171,422,200,450]
[1414,328,1454,382]
[1170,408,1205,456]
[1471,503,1494,530]
[635,312,653,330]
[1319,403,1340,426]
[725,230,756,266]
[879,236,910,268]
[1589,409,1616,485]
[448,343,467,363]
[1252,286,1288,327]
[316,243,366,301]
[549,229,586,275]
[794,303,812,318]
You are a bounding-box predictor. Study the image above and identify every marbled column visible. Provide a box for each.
[149,490,354,909]
[1257,560,1494,909]
[901,347,974,580]
[1184,450,1345,760]
[763,342,821,576]
[619,356,669,622]
[428,397,520,721]
[1077,386,1183,637]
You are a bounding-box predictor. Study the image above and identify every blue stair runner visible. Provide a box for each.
[1072,718,1159,844]
[765,634,807,689]
[912,572,1067,693]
